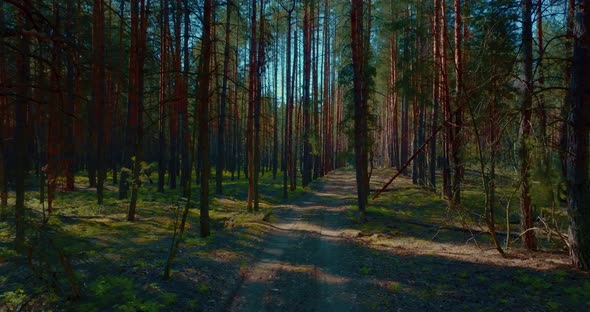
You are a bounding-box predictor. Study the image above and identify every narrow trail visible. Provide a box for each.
[228,170,391,311]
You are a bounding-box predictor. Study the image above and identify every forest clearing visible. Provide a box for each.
[2,0,590,310]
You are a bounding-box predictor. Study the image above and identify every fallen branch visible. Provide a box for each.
[386,216,521,238]
[372,124,444,200]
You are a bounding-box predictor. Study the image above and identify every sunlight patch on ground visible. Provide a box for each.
[271,220,360,239]
[208,249,242,263]
[359,235,572,270]
[244,260,351,285]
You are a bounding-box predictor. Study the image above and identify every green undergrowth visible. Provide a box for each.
[0,169,302,310]
[361,167,569,248]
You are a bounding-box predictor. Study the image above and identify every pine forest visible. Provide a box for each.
[1,0,590,310]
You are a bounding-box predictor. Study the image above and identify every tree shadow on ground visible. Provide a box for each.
[230,226,590,312]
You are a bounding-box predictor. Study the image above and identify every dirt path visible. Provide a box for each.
[228,170,395,311]
[226,169,590,312]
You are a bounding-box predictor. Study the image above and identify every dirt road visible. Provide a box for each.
[228,170,398,311]
[225,169,590,312]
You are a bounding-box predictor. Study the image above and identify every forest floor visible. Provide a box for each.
[227,169,590,311]
[1,168,590,311]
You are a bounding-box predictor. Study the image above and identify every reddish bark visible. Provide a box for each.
[351,0,369,221]
[198,0,213,236]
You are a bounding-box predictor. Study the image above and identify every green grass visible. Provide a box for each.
[0,169,307,310]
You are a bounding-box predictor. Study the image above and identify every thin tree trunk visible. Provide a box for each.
[158,0,168,193]
[180,0,190,197]
[431,0,439,190]
[272,11,279,181]
[291,26,298,191]
[322,0,331,175]
[302,1,312,187]
[168,1,178,190]
[0,3,5,217]
[93,0,106,205]
[246,0,258,212]
[65,0,76,191]
[519,0,536,250]
[216,0,232,195]
[1,0,7,221]
[312,2,321,180]
[452,0,464,204]
[15,3,31,250]
[281,3,295,198]
[440,0,453,200]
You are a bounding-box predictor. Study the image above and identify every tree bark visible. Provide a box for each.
[0,0,6,220]
[281,2,295,198]
[15,3,31,250]
[302,1,312,187]
[93,0,106,205]
[519,0,536,250]
[216,0,233,195]
[351,0,369,221]
[452,0,464,204]
[158,0,168,193]
[127,0,149,221]
[567,0,590,270]
[198,0,213,236]
[247,0,258,212]
[179,0,190,197]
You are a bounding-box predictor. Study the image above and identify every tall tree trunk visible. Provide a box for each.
[247,0,258,211]
[312,2,321,180]
[282,3,295,198]
[536,0,546,149]
[390,37,400,170]
[431,0,440,190]
[119,0,132,200]
[113,0,125,187]
[567,0,590,270]
[87,10,97,190]
[15,3,31,250]
[127,0,149,221]
[65,0,76,191]
[560,0,575,187]
[0,0,6,220]
[172,0,183,191]
[180,0,190,197]
[93,0,106,205]
[440,0,452,200]
[302,1,312,187]
[272,11,279,181]
[216,0,232,195]
[168,1,178,190]
[254,0,266,211]
[291,26,298,191]
[452,0,464,204]
[197,0,213,236]
[47,0,64,214]
[158,0,168,193]
[519,0,536,250]
[322,0,331,175]
[351,0,369,221]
